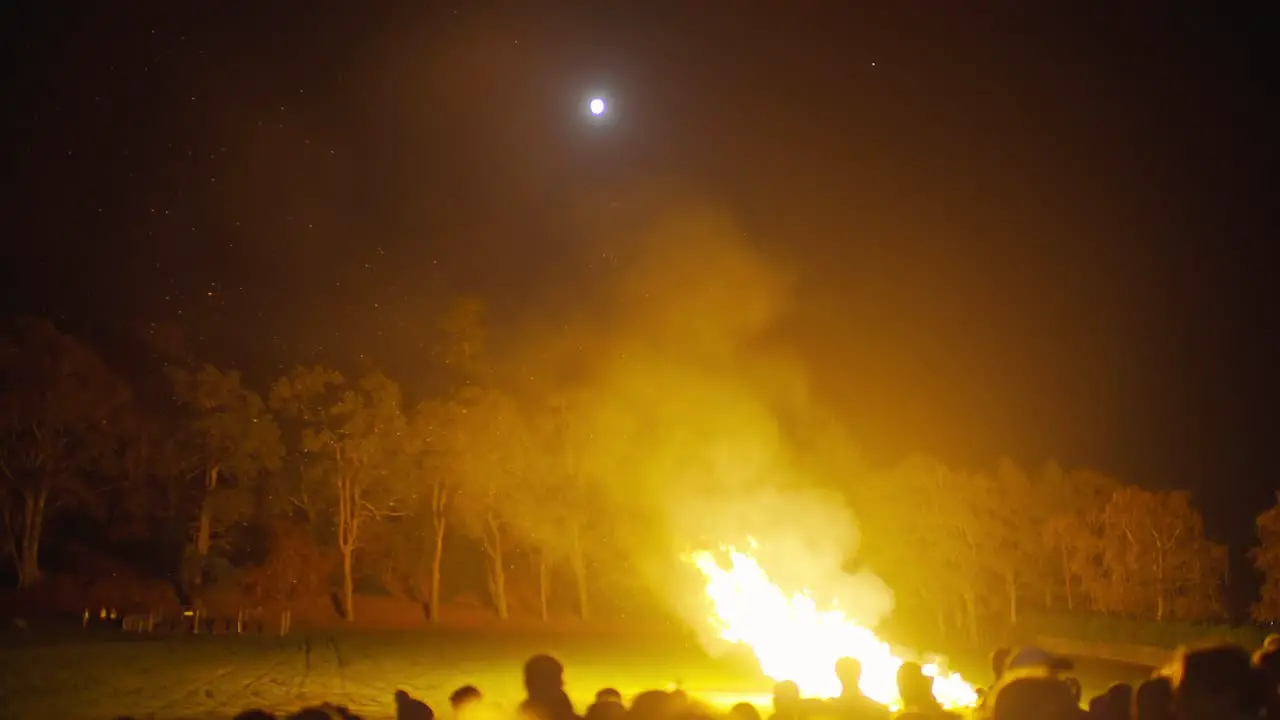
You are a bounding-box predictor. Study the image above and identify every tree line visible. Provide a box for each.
[3,307,1279,638]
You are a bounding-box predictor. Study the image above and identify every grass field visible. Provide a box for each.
[0,626,1153,719]
[0,627,779,719]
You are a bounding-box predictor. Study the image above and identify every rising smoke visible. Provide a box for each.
[526,203,897,647]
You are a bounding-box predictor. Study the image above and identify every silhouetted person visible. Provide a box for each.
[233,711,278,720]
[729,702,763,720]
[1132,677,1174,720]
[596,689,623,704]
[396,689,435,720]
[520,654,579,720]
[989,676,1078,720]
[629,690,678,720]
[1170,644,1257,720]
[1104,683,1133,720]
[1253,646,1280,719]
[770,681,802,720]
[831,657,888,719]
[585,688,625,720]
[990,648,1012,685]
[895,662,949,718]
[450,686,483,715]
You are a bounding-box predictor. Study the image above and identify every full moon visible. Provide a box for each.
[589,97,606,115]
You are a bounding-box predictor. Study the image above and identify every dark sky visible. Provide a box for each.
[4,3,1277,593]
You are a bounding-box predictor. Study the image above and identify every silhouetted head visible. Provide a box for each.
[1171,644,1256,720]
[395,690,435,720]
[585,697,625,720]
[1105,683,1133,720]
[450,685,482,712]
[728,702,762,720]
[896,662,937,710]
[1133,676,1175,720]
[233,712,279,720]
[834,657,863,695]
[991,676,1077,720]
[524,654,567,697]
[772,681,801,716]
[991,647,1012,682]
[629,690,677,720]
[595,688,622,704]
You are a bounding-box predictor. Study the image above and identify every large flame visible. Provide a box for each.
[689,543,978,711]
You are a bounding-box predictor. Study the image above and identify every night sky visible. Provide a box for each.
[4,4,1277,604]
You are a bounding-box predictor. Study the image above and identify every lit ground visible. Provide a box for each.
[0,627,1151,719]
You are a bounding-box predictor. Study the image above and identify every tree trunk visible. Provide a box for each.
[963,589,979,648]
[570,524,590,621]
[538,551,550,623]
[1005,570,1018,625]
[18,485,47,588]
[337,470,357,622]
[1061,545,1074,610]
[485,513,508,621]
[341,544,355,621]
[429,516,445,623]
[1155,548,1166,621]
[193,465,220,586]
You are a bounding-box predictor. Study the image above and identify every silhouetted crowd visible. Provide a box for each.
[112,634,1280,720]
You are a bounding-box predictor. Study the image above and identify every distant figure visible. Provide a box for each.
[395,689,435,720]
[728,702,763,720]
[1132,676,1175,720]
[585,688,625,720]
[831,657,889,718]
[770,681,802,720]
[519,654,579,720]
[450,685,483,714]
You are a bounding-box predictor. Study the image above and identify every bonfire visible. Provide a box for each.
[689,542,978,711]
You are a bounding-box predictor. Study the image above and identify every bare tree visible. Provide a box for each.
[0,318,131,587]
[271,367,410,621]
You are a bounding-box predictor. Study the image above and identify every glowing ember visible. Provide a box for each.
[689,544,978,710]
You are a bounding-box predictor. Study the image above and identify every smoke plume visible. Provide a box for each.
[528,203,897,644]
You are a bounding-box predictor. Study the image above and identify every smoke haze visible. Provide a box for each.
[511,204,896,644]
